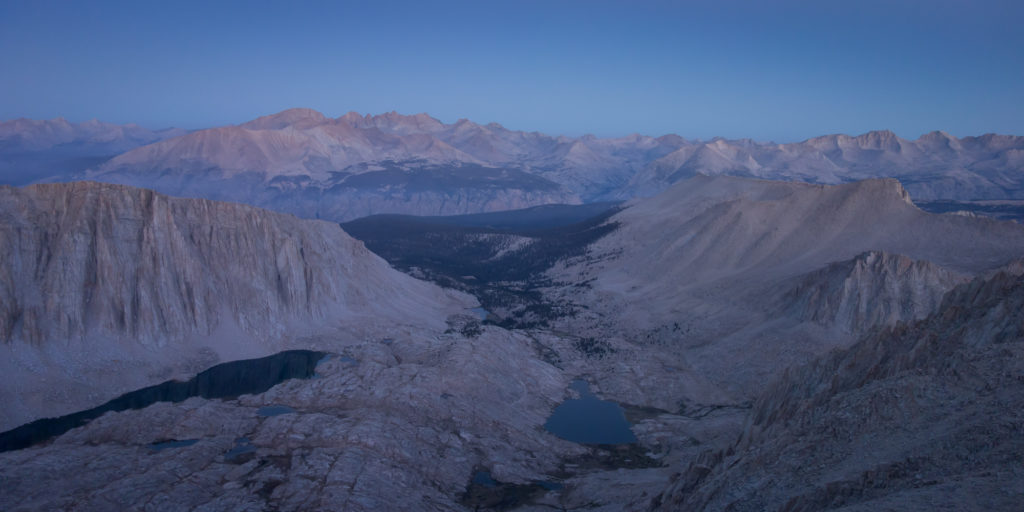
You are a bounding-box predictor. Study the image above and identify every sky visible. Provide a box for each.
[1,0,1022,142]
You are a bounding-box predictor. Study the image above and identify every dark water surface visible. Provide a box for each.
[544,379,637,445]
[224,436,257,461]
[0,350,326,453]
[149,438,199,452]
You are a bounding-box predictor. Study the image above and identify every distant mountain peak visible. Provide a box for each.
[240,108,328,130]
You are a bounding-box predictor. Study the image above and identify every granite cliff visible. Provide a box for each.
[0,182,471,429]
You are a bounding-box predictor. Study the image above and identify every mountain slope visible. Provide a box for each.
[656,270,1024,511]
[0,181,471,430]
[546,176,1024,398]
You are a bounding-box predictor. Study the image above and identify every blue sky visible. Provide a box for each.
[1,0,1022,141]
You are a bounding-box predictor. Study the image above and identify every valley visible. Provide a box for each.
[5,1,1022,509]
[3,172,1022,510]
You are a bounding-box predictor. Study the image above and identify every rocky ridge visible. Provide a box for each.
[655,269,1024,510]
[546,176,1024,400]
[3,109,1016,221]
[0,181,471,430]
[781,251,970,332]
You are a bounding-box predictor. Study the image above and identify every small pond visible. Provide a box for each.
[149,438,199,452]
[543,379,637,445]
[224,436,257,462]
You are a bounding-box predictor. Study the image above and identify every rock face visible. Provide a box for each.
[781,251,970,332]
[655,270,1024,511]
[0,181,471,430]
[3,109,1015,221]
[547,176,1024,399]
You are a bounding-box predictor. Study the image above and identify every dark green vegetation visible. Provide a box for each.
[0,350,326,452]
[341,202,622,329]
[916,199,1024,222]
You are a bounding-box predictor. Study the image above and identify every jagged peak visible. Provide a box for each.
[852,129,903,151]
[918,129,953,140]
[338,111,365,121]
[240,108,328,130]
[367,110,443,126]
[856,129,898,139]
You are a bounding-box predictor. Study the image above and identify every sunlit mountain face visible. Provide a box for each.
[5,110,1024,225]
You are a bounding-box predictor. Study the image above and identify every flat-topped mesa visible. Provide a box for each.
[0,181,467,347]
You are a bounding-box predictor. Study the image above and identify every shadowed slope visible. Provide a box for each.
[657,270,1024,511]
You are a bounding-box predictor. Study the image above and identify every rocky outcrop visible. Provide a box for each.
[655,271,1024,511]
[0,181,471,429]
[782,251,969,332]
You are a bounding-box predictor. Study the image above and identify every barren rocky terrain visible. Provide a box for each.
[1,172,1022,511]
[656,269,1024,510]
[0,182,470,430]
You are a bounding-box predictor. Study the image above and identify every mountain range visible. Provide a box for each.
[3,109,1023,221]
[2,110,1024,510]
